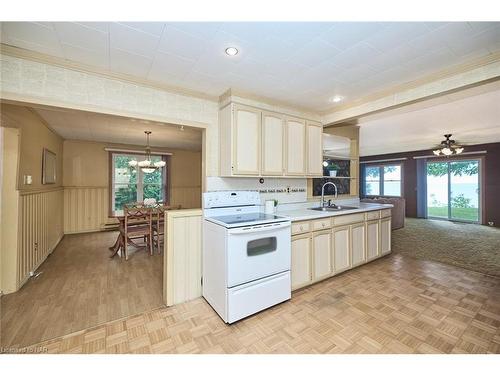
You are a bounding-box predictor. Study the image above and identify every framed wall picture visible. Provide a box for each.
[42,148,57,184]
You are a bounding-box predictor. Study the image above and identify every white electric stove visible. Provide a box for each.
[202,191,292,323]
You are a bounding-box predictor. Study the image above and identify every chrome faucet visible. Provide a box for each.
[321,181,338,208]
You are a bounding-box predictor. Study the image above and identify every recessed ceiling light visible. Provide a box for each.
[225,47,239,56]
[330,95,344,103]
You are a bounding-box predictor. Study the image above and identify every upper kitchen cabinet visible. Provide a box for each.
[219,101,323,177]
[306,121,323,176]
[285,117,306,176]
[262,111,285,176]
[220,103,261,176]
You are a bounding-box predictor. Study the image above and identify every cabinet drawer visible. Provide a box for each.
[292,221,311,235]
[381,209,391,218]
[366,211,380,221]
[311,218,332,231]
[333,213,365,226]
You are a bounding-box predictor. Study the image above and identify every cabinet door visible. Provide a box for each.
[312,230,332,281]
[306,122,323,176]
[366,220,380,261]
[351,222,366,267]
[333,226,350,273]
[233,104,261,175]
[291,234,312,290]
[262,112,285,175]
[380,218,391,255]
[285,118,306,175]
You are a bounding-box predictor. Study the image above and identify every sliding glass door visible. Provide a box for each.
[426,159,480,223]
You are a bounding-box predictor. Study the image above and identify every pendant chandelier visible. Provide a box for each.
[128,131,166,173]
[433,134,464,156]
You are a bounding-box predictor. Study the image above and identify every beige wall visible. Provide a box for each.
[63,140,201,192]
[1,104,63,192]
[62,140,202,233]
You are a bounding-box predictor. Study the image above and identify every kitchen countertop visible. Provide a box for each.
[279,202,393,222]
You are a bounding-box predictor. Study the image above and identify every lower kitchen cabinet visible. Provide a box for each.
[291,233,312,290]
[333,225,350,273]
[351,222,366,266]
[290,209,392,291]
[366,219,380,261]
[380,218,391,255]
[312,230,332,281]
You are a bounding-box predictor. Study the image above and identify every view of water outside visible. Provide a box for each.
[427,160,479,222]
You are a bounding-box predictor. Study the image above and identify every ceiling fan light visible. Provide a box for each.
[433,150,441,156]
[455,147,464,154]
[442,147,453,156]
[138,160,151,167]
[154,160,166,168]
[128,160,138,167]
[141,167,156,174]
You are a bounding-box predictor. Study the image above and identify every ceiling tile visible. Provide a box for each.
[61,43,108,69]
[329,42,383,70]
[166,22,222,39]
[158,25,209,60]
[319,22,387,50]
[364,23,431,52]
[110,48,152,78]
[54,22,108,54]
[110,23,160,58]
[288,37,342,67]
[148,51,196,82]
[117,22,165,37]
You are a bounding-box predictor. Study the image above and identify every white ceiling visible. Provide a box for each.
[31,106,203,150]
[357,80,500,156]
[1,22,499,111]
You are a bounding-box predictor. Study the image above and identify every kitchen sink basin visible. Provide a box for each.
[309,206,358,212]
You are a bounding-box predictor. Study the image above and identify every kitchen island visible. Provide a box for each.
[279,202,393,290]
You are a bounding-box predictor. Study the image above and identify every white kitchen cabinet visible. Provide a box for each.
[233,104,261,175]
[306,121,323,176]
[312,230,332,281]
[291,234,312,290]
[333,225,350,273]
[285,117,306,175]
[262,111,285,176]
[351,222,366,266]
[366,220,380,261]
[380,218,391,256]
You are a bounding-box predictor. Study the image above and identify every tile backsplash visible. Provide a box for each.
[206,177,308,204]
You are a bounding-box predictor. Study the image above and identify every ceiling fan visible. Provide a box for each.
[433,134,464,156]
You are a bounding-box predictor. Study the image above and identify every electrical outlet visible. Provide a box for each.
[286,186,291,194]
[488,221,494,226]
[24,175,33,185]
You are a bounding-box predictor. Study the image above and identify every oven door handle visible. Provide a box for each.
[228,221,290,235]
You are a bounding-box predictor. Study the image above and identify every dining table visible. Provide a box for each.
[108,205,180,258]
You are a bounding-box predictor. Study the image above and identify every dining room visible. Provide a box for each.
[0,101,203,348]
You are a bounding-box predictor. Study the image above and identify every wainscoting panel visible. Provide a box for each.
[164,209,202,306]
[170,186,201,209]
[63,187,110,234]
[18,189,63,287]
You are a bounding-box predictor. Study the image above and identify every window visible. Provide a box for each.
[110,153,168,212]
[363,164,402,197]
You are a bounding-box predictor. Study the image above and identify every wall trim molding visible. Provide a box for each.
[0,43,219,103]
[360,157,408,164]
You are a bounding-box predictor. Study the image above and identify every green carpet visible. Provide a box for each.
[392,218,500,277]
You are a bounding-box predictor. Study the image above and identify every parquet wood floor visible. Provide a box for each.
[23,253,500,354]
[0,231,163,348]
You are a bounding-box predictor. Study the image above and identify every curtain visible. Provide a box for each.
[416,158,427,218]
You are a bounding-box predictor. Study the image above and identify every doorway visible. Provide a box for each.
[426,159,481,223]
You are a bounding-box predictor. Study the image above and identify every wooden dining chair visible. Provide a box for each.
[121,205,153,260]
[152,204,181,254]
